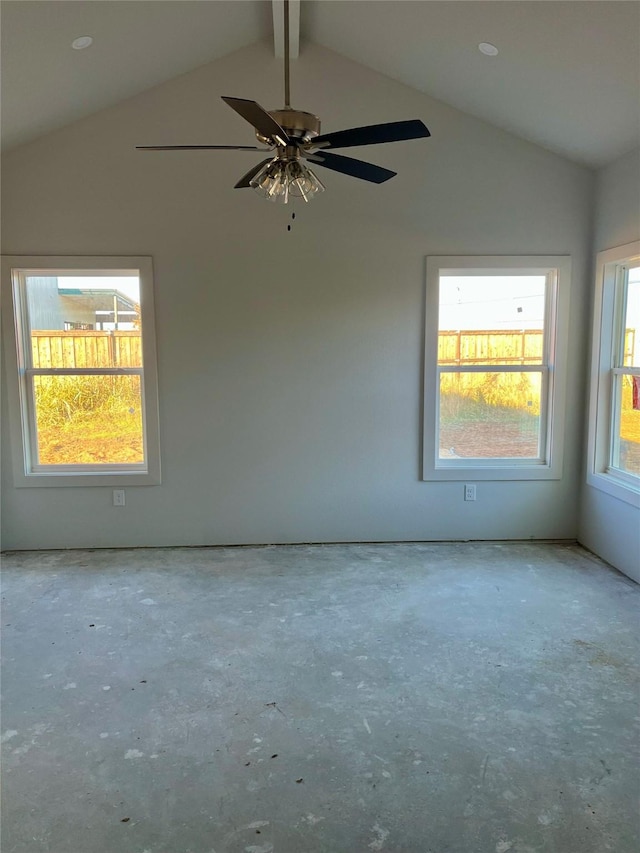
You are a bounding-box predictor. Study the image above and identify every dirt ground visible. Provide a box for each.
[440,422,539,458]
[38,432,143,465]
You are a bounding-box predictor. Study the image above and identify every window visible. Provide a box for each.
[587,242,640,506]
[423,256,571,481]
[2,256,160,486]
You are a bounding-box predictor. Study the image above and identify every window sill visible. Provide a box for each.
[424,462,561,481]
[586,471,640,508]
[14,469,161,488]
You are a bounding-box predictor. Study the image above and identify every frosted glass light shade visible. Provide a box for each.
[250,158,325,204]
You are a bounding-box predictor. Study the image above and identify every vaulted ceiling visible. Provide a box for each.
[2,0,638,167]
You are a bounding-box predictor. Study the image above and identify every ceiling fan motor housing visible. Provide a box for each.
[256,109,321,145]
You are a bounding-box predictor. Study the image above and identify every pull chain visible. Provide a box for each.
[287,210,296,232]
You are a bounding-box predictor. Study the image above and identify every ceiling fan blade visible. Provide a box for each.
[234,158,273,189]
[221,97,290,145]
[305,151,396,184]
[136,145,265,151]
[312,119,430,150]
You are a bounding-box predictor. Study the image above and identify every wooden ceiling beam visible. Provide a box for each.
[272,0,299,60]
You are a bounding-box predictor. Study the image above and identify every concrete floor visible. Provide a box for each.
[1,542,638,853]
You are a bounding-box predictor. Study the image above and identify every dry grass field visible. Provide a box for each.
[34,374,144,465]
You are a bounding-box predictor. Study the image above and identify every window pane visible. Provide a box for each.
[26,275,142,368]
[33,375,144,465]
[623,266,640,368]
[611,374,640,476]
[439,371,542,459]
[438,275,546,365]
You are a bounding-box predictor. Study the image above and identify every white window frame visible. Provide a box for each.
[1,255,161,487]
[423,255,571,481]
[586,241,640,507]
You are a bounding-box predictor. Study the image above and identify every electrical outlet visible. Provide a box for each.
[113,489,126,507]
[464,484,476,501]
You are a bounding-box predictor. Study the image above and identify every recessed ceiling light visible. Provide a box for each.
[478,42,499,56]
[72,36,93,51]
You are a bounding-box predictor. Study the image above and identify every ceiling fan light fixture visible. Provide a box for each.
[250,157,324,204]
[137,0,430,202]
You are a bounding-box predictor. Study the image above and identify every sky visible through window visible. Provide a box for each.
[439,275,546,331]
[57,276,139,302]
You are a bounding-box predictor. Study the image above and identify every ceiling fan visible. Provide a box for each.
[137,1,431,203]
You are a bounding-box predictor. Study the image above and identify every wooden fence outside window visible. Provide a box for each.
[31,330,142,369]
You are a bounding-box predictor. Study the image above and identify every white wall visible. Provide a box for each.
[1,42,594,550]
[579,148,640,582]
